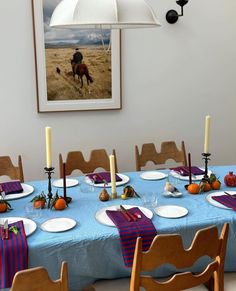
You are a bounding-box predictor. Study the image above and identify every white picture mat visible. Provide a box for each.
[32,0,121,112]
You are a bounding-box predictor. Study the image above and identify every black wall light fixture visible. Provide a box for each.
[166,0,189,24]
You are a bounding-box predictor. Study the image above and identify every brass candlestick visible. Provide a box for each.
[111,192,118,199]
[44,167,54,208]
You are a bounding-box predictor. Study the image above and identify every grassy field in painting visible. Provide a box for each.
[45,46,111,100]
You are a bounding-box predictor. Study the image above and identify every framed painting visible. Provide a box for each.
[32,0,121,112]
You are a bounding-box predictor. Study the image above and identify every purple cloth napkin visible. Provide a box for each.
[0,181,23,195]
[86,172,122,184]
[0,220,28,288]
[170,166,205,176]
[106,207,157,267]
[212,195,236,210]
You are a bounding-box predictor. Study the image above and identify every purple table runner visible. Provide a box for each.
[0,220,28,288]
[106,207,157,267]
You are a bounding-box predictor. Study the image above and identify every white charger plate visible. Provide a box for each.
[206,191,236,209]
[4,184,34,200]
[41,217,77,232]
[95,205,153,226]
[0,217,37,236]
[85,173,130,188]
[140,171,167,181]
[52,178,79,188]
[154,205,188,218]
[170,169,212,181]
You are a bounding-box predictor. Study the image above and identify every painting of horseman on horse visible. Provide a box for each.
[43,0,112,101]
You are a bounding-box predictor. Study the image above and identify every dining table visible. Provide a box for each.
[1,165,236,291]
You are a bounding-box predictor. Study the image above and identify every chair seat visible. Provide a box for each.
[92,272,236,291]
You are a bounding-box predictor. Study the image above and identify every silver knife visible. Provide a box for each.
[4,219,8,239]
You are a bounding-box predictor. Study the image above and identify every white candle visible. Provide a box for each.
[204,115,211,153]
[109,154,117,198]
[45,127,52,168]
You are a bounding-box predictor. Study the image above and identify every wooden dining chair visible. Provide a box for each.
[135,141,187,171]
[11,261,68,291]
[130,223,229,291]
[59,149,118,178]
[92,223,229,291]
[0,155,24,182]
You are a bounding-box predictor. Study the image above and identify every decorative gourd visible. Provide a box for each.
[224,171,236,187]
[123,186,135,197]
[99,189,110,201]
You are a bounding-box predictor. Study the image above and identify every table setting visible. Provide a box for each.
[1,118,236,290]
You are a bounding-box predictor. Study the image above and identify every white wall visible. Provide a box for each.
[0,0,236,181]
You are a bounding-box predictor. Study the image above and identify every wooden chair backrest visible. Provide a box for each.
[11,261,68,291]
[130,223,229,291]
[59,149,118,178]
[135,141,187,171]
[0,155,24,182]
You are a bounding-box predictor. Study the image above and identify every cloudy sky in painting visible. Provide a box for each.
[43,0,110,45]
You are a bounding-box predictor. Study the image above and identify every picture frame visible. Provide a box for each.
[32,0,121,112]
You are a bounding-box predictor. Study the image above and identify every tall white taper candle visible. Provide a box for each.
[204,115,211,153]
[109,154,117,198]
[45,127,52,168]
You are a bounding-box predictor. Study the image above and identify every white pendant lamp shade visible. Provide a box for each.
[50,0,161,29]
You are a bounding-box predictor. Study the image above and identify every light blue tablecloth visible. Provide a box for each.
[2,165,236,291]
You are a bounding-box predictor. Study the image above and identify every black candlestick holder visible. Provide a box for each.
[44,167,55,208]
[201,153,211,183]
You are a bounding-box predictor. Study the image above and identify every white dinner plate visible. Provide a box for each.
[170,169,212,181]
[4,184,34,200]
[206,191,236,209]
[52,178,79,188]
[140,171,168,181]
[85,173,130,188]
[154,205,188,218]
[0,217,37,236]
[40,217,77,232]
[95,205,153,226]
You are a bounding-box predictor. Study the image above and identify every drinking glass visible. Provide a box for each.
[80,175,95,193]
[140,191,158,209]
[24,202,42,219]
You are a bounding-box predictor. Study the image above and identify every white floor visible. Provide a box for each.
[92,273,236,291]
